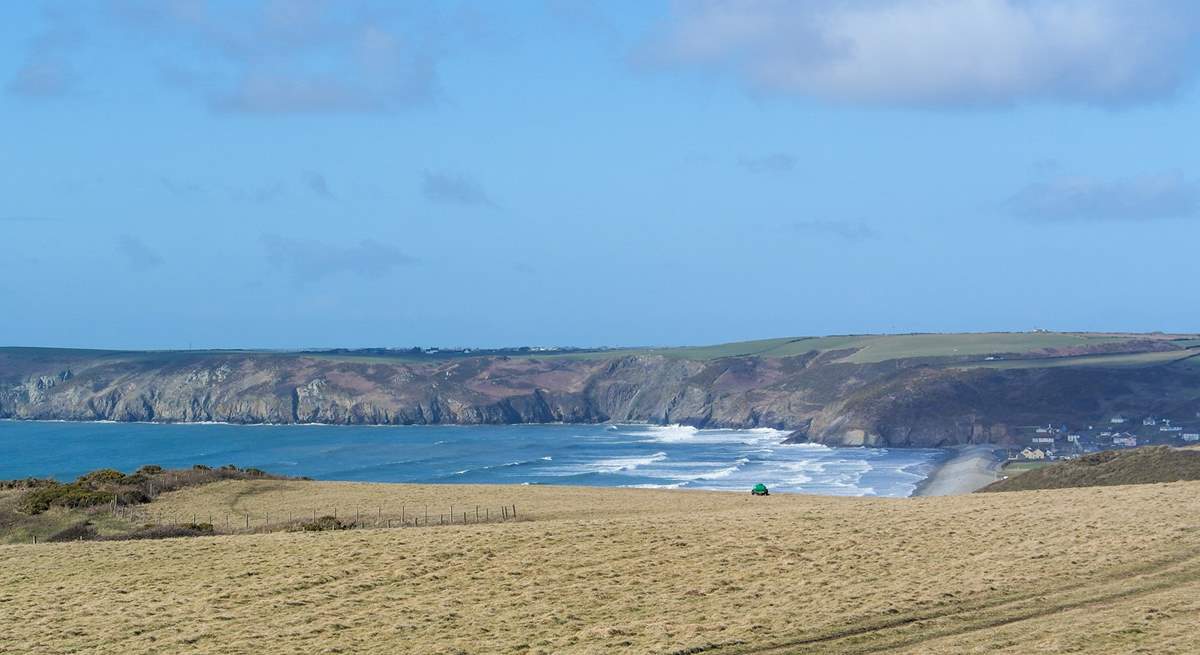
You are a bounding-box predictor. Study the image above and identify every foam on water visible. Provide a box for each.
[0,421,947,497]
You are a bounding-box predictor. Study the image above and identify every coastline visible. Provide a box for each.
[911,445,1006,497]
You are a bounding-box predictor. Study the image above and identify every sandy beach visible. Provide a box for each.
[912,445,1006,496]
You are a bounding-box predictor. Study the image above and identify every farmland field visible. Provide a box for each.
[2,479,1198,654]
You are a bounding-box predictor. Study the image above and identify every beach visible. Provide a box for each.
[911,445,1006,496]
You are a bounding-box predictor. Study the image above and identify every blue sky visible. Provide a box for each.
[2,0,1199,350]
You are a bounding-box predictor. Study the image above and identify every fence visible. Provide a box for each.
[109,502,522,533]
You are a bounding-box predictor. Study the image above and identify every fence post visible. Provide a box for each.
[475,506,479,522]
[486,508,489,521]
[245,514,250,529]
[512,504,516,518]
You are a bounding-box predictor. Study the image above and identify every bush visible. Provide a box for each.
[295,515,348,532]
[76,468,125,485]
[48,521,98,542]
[17,484,115,515]
[101,525,216,541]
[192,464,212,471]
[0,477,56,490]
[136,464,163,475]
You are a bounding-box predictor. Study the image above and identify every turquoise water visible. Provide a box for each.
[0,421,946,497]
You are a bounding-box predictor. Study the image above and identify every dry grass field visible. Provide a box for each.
[2,480,1199,654]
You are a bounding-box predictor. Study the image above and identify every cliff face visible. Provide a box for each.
[2,347,1198,447]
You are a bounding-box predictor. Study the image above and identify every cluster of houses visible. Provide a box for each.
[1013,413,1200,461]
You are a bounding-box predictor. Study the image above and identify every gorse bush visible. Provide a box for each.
[296,515,349,532]
[76,468,126,485]
[9,464,291,516]
[17,484,115,515]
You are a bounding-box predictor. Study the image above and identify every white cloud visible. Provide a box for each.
[789,219,876,241]
[261,235,415,285]
[112,1,444,114]
[740,153,795,173]
[421,170,495,207]
[117,235,164,270]
[1007,174,1199,222]
[646,0,1200,107]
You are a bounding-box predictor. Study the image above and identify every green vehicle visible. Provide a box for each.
[751,483,769,496]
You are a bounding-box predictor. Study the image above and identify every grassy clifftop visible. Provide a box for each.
[3,479,1200,653]
[979,446,1200,493]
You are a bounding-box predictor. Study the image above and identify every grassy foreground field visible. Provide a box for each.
[2,481,1200,654]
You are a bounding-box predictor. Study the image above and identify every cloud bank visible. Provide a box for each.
[117,235,164,270]
[262,235,414,284]
[646,0,1200,107]
[420,170,495,207]
[740,153,796,174]
[111,1,443,114]
[789,220,877,242]
[1007,174,1199,222]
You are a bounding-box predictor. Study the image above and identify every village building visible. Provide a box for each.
[1020,447,1047,460]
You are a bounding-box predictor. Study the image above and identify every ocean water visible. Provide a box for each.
[0,421,946,497]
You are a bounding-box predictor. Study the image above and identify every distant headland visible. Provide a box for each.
[3,332,1199,448]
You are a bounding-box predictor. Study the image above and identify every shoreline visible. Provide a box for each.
[911,445,1006,497]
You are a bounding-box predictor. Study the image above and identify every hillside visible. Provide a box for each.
[2,480,1199,654]
[2,332,1199,448]
[979,446,1200,493]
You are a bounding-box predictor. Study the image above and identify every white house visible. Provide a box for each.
[1032,436,1055,444]
[1182,433,1200,442]
[1113,436,1138,447]
[1143,417,1158,426]
[1110,417,1127,424]
[1020,448,1046,460]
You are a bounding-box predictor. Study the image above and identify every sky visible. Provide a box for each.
[2,0,1200,350]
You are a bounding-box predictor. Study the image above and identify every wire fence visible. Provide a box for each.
[110,502,522,533]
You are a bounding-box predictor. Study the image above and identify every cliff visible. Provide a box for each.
[2,333,1199,447]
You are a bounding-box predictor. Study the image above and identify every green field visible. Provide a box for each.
[964,349,1200,370]
[999,461,1054,476]
[6,332,1197,367]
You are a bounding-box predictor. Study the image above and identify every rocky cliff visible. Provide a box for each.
[2,340,1198,447]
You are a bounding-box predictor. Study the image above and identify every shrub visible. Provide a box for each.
[17,484,115,515]
[0,477,56,490]
[101,525,215,541]
[48,521,98,542]
[76,468,125,485]
[192,464,212,471]
[296,515,348,532]
[136,464,163,475]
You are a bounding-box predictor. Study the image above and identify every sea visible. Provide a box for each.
[0,421,947,497]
